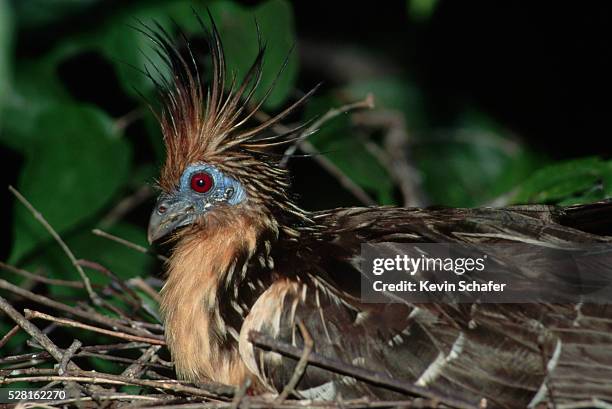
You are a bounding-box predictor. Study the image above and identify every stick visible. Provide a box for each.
[122,345,162,378]
[353,110,427,207]
[254,95,377,206]
[24,309,165,345]
[58,340,82,375]
[0,295,79,371]
[276,319,313,402]
[0,342,154,365]
[92,228,168,261]
[99,184,152,228]
[229,378,251,409]
[280,94,375,167]
[8,185,102,306]
[77,259,142,307]
[0,261,86,288]
[128,277,162,303]
[0,324,20,348]
[2,369,235,398]
[0,277,163,339]
[248,330,477,409]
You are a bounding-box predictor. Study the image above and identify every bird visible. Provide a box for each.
[143,14,612,408]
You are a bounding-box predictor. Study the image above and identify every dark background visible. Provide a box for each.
[0,0,612,342]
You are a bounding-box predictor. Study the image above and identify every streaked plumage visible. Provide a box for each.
[144,14,612,408]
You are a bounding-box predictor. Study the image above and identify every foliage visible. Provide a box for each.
[1,0,610,374]
[2,0,297,268]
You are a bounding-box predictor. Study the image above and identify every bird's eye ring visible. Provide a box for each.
[190,172,214,193]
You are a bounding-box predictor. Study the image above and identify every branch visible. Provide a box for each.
[276,319,313,402]
[0,295,79,371]
[254,95,377,206]
[58,339,82,375]
[248,330,477,409]
[121,345,162,378]
[77,259,142,307]
[99,184,153,228]
[229,378,251,409]
[8,185,102,306]
[0,277,162,339]
[92,228,168,262]
[2,370,235,399]
[24,309,166,345]
[128,276,162,303]
[0,324,20,348]
[0,261,87,289]
[280,93,375,167]
[353,110,427,207]
[0,342,154,365]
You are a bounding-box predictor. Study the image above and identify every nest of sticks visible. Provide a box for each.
[0,189,479,409]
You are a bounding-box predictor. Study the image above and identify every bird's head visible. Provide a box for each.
[145,15,315,244]
[147,162,247,243]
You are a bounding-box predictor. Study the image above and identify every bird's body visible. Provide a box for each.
[144,16,612,408]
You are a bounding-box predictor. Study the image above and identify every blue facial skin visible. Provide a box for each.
[177,163,246,210]
[147,163,246,243]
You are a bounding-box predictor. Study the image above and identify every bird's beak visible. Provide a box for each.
[147,196,196,244]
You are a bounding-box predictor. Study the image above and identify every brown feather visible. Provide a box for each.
[144,13,612,408]
[161,206,260,384]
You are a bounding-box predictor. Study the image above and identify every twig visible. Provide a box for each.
[0,277,163,339]
[280,93,375,167]
[300,141,377,205]
[254,95,377,206]
[122,345,162,378]
[99,184,153,228]
[0,261,86,288]
[24,309,166,345]
[27,393,171,407]
[114,107,144,132]
[120,397,443,409]
[0,295,79,371]
[0,342,154,365]
[229,378,251,409]
[248,330,477,409]
[0,324,20,348]
[129,277,162,303]
[77,259,142,307]
[58,339,82,375]
[8,185,102,306]
[3,369,235,398]
[92,228,168,262]
[276,319,313,402]
[353,110,426,207]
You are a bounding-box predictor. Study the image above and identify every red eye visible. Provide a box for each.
[190,172,213,193]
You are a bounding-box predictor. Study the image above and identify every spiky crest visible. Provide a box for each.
[137,11,318,227]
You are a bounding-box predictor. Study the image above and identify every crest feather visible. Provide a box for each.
[138,11,318,193]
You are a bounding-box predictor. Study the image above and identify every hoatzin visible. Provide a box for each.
[144,16,612,408]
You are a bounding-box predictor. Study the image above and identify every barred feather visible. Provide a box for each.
[145,13,612,409]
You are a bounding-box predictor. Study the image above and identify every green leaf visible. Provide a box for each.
[407,0,439,22]
[305,95,395,204]
[513,157,612,204]
[52,0,297,109]
[415,112,542,206]
[0,60,72,152]
[12,0,102,28]
[0,0,13,127]
[9,104,130,262]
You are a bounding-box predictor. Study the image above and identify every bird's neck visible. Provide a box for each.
[160,210,273,384]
